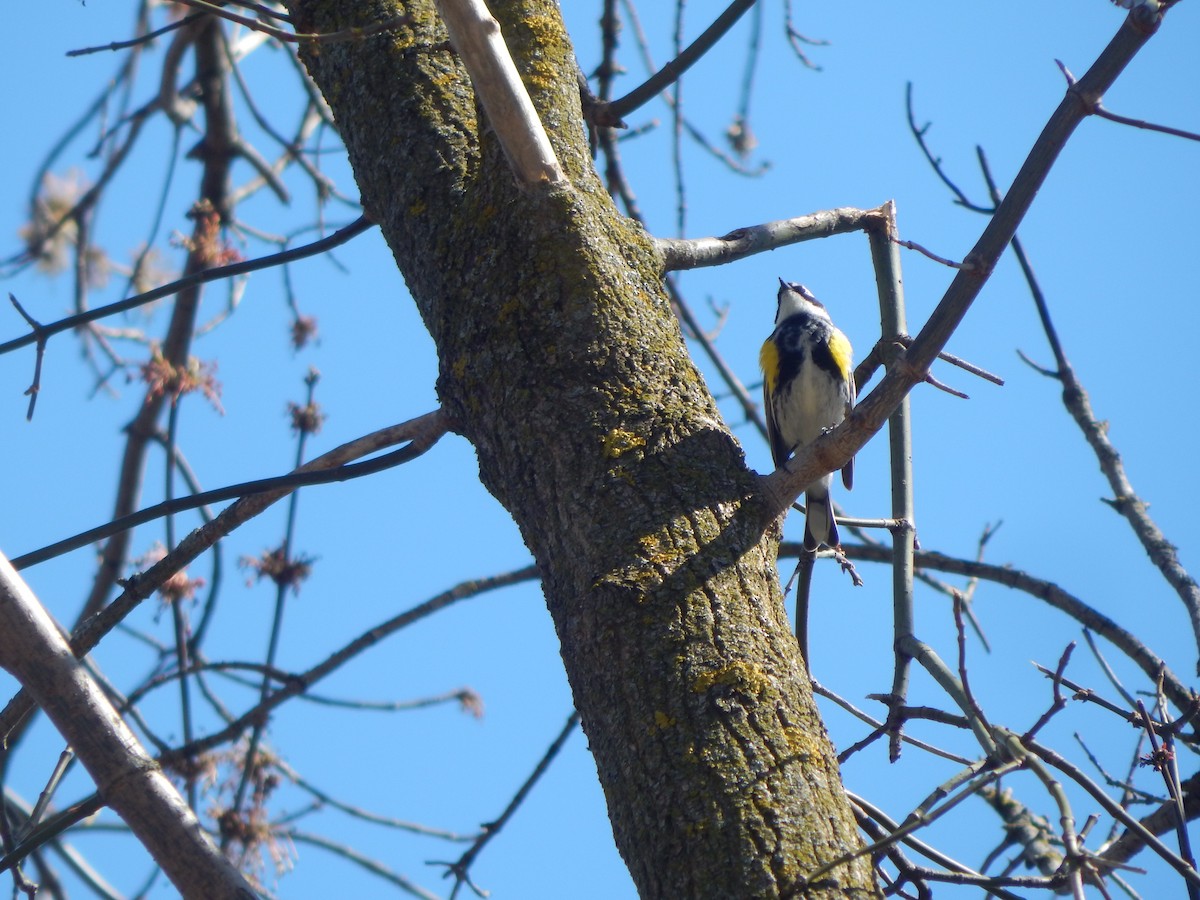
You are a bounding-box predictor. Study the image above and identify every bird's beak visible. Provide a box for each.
[777,276,786,289]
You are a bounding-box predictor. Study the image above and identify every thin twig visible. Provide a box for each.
[432,711,580,899]
[606,0,757,119]
[811,680,973,765]
[68,14,205,57]
[905,82,994,214]
[1023,642,1075,742]
[893,238,972,269]
[0,412,450,745]
[844,542,1193,715]
[6,295,48,421]
[11,424,439,571]
[288,831,440,900]
[1053,54,1200,142]
[227,371,321,848]
[170,0,411,46]
[0,217,372,358]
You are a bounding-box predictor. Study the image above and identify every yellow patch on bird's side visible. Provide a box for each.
[759,339,779,393]
[828,331,853,380]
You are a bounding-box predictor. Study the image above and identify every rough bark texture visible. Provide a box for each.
[286,1,879,896]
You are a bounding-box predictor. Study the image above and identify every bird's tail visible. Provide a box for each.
[803,484,838,551]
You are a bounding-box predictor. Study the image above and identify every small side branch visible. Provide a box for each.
[7,295,48,421]
[905,82,994,214]
[656,205,889,271]
[604,0,758,121]
[844,542,1193,713]
[171,0,411,46]
[432,711,581,899]
[0,217,372,358]
[0,411,450,745]
[1055,57,1200,143]
[434,0,565,186]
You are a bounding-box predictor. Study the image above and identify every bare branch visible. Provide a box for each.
[905,82,994,214]
[288,831,440,899]
[68,14,205,58]
[656,205,889,271]
[279,763,479,840]
[979,785,1066,879]
[846,542,1193,713]
[1093,103,1200,142]
[0,411,450,743]
[432,711,580,899]
[972,134,1200,671]
[893,237,973,270]
[1101,771,1200,869]
[160,565,540,763]
[1023,644,1075,745]
[1135,700,1200,892]
[851,792,1040,899]
[12,408,441,571]
[605,0,757,120]
[3,565,540,875]
[805,760,1020,891]
[0,217,371,358]
[0,556,256,898]
[1028,737,1200,889]
[434,0,565,185]
[1053,51,1200,142]
[170,0,411,46]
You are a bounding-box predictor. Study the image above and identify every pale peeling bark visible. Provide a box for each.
[0,556,256,900]
[286,1,879,895]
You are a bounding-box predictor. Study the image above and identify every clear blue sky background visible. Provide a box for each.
[2,2,1198,897]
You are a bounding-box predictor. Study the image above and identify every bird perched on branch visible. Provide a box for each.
[760,278,855,549]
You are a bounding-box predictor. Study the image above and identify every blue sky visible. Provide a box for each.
[2,1,1198,897]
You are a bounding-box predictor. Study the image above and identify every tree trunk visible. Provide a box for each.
[286,1,880,895]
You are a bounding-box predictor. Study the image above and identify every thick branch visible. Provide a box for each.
[0,555,255,899]
[605,0,757,120]
[655,205,890,271]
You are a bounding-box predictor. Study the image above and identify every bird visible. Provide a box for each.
[759,278,855,550]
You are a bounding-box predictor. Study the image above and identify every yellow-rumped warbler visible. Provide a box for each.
[760,278,855,549]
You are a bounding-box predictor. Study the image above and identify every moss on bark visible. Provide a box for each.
[287,1,880,895]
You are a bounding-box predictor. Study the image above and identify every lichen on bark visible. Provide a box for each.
[286,0,880,895]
